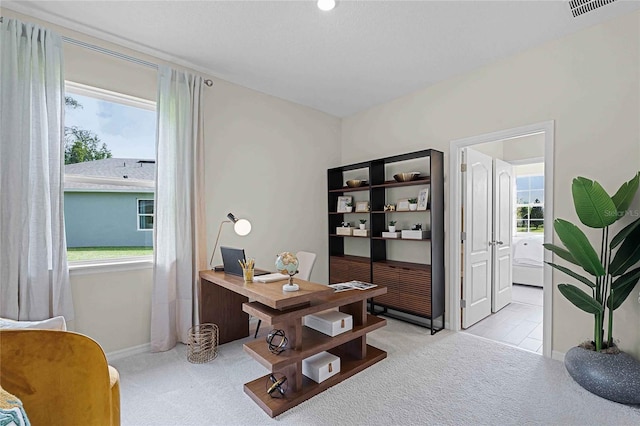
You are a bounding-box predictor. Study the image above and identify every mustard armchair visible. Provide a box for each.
[0,329,120,426]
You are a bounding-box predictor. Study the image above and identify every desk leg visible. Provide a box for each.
[273,319,303,392]
[339,300,366,359]
[199,278,249,344]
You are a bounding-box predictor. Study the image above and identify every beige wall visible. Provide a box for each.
[341,12,640,356]
[2,9,341,353]
[5,8,639,356]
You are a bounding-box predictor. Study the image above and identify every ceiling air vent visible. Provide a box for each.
[569,0,618,18]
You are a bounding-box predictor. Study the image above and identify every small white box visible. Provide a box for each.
[336,227,353,236]
[353,229,369,237]
[302,351,341,383]
[382,231,401,238]
[304,310,353,337]
[401,230,429,240]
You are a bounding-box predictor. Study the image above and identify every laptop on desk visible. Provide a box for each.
[219,246,269,277]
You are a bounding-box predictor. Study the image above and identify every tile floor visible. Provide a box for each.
[464,284,544,354]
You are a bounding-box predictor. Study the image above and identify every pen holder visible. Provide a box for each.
[242,267,254,283]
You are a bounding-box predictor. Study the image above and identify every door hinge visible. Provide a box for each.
[460,163,467,172]
[461,231,466,241]
[460,299,467,308]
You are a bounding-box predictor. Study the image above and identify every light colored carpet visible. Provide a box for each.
[112,319,640,425]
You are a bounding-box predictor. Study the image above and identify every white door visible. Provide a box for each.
[492,159,513,312]
[462,148,493,328]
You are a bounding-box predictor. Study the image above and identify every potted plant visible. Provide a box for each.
[345,201,353,213]
[408,198,418,211]
[388,220,397,233]
[544,172,640,404]
[359,219,367,230]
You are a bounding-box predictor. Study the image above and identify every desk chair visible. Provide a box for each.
[254,251,317,338]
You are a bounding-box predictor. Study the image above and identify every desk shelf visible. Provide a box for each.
[244,345,386,418]
[243,315,386,371]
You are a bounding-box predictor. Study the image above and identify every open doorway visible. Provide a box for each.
[449,121,554,357]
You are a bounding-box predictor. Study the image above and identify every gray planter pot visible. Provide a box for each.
[564,346,640,404]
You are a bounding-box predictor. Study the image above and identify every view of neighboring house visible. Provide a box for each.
[64,158,155,248]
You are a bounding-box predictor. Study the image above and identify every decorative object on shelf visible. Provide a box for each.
[209,212,252,269]
[353,228,369,237]
[346,179,366,188]
[402,229,428,239]
[337,196,352,213]
[384,203,396,211]
[408,198,418,211]
[388,220,397,233]
[393,171,420,182]
[543,172,640,403]
[382,231,400,238]
[302,351,341,383]
[412,223,422,230]
[303,310,353,337]
[359,219,367,230]
[355,201,369,212]
[265,373,288,398]
[336,225,353,236]
[276,251,300,291]
[187,323,219,364]
[396,199,410,211]
[417,188,429,211]
[266,329,289,355]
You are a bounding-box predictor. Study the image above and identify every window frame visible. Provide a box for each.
[64,81,156,267]
[137,199,154,231]
[515,172,545,235]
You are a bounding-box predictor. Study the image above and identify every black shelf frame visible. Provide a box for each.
[327,149,445,334]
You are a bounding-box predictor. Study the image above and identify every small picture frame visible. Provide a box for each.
[396,198,410,211]
[337,196,353,213]
[355,201,369,212]
[417,188,429,211]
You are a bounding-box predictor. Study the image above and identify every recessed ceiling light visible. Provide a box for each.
[317,0,336,12]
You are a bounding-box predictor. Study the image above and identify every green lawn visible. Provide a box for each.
[67,246,153,261]
[516,226,544,233]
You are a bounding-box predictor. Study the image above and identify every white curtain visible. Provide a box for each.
[150,65,207,352]
[0,18,74,321]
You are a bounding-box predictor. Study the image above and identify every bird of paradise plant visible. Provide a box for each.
[544,172,640,352]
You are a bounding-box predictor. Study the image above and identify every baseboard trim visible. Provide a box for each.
[106,343,150,363]
[552,350,565,362]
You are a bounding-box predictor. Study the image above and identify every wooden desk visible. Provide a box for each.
[198,270,387,417]
[199,270,334,344]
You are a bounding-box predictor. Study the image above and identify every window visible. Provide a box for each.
[64,82,156,263]
[137,199,154,230]
[515,167,544,234]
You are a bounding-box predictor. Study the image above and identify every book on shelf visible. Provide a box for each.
[328,280,377,292]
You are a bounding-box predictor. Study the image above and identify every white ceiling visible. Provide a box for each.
[4,0,640,117]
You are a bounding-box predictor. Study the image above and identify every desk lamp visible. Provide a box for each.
[209,212,252,270]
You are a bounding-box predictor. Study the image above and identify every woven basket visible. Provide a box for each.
[187,323,219,364]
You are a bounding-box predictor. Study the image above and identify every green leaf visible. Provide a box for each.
[545,262,595,288]
[543,243,579,267]
[610,216,640,249]
[571,177,617,228]
[558,284,603,314]
[607,267,640,310]
[553,219,605,277]
[611,172,640,218]
[609,219,640,276]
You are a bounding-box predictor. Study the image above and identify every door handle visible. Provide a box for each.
[496,241,504,245]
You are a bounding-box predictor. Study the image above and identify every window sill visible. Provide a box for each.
[68,256,153,275]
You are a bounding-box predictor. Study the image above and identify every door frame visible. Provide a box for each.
[449,120,554,358]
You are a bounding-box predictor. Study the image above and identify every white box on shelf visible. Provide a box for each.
[336,227,353,236]
[401,230,429,240]
[381,231,401,238]
[352,229,369,237]
[304,310,353,337]
[302,351,341,383]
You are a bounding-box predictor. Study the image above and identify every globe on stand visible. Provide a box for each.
[275,252,300,292]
